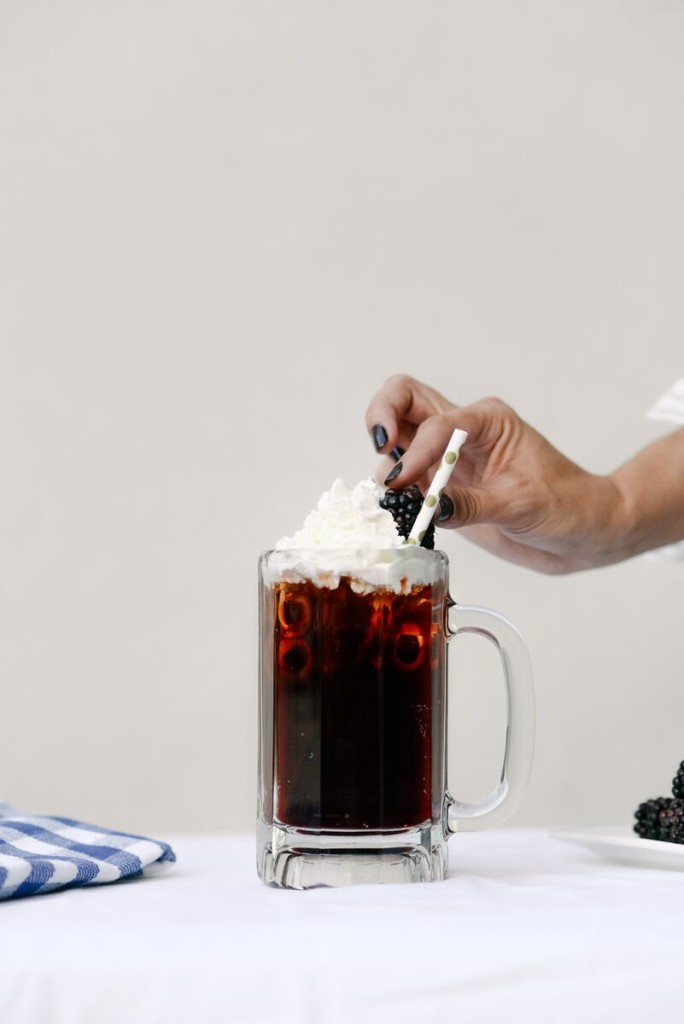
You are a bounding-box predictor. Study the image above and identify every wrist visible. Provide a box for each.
[607,428,684,559]
[603,468,644,562]
[567,472,634,570]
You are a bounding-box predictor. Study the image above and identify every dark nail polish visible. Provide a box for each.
[389,446,405,463]
[372,424,388,452]
[384,462,403,485]
[438,494,455,523]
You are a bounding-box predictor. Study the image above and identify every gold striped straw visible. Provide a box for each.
[406,428,468,545]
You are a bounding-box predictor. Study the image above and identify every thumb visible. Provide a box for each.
[437,485,501,529]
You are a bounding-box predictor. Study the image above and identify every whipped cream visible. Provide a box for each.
[266,478,440,592]
[275,478,402,550]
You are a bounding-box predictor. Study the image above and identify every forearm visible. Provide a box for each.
[609,427,684,559]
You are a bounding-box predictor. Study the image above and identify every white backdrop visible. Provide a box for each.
[1,0,683,837]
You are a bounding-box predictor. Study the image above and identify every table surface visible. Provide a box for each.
[2,828,684,1023]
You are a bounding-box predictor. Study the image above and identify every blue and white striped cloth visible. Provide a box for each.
[0,806,176,901]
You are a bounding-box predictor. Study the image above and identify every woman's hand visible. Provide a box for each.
[366,374,628,573]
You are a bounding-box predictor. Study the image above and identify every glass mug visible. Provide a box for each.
[257,547,534,889]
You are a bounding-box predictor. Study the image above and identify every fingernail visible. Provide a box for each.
[384,462,403,485]
[372,424,388,452]
[438,494,455,522]
[389,446,405,463]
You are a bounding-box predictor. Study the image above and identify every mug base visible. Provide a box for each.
[257,817,448,889]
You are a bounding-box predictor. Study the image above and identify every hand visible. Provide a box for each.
[366,374,627,574]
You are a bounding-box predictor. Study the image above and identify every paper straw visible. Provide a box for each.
[406,428,468,545]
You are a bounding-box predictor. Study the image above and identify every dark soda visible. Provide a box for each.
[270,576,437,831]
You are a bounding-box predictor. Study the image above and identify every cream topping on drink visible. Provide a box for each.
[276,478,402,550]
[267,478,439,592]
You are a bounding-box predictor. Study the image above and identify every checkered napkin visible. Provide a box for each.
[0,806,176,901]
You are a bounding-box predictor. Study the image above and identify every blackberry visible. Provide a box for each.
[634,797,672,840]
[659,799,684,844]
[380,486,435,549]
[672,761,684,800]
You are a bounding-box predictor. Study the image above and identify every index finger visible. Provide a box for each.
[364,374,456,451]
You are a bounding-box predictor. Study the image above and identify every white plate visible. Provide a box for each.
[550,825,684,870]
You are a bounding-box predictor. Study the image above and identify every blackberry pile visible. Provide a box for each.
[380,485,435,549]
[634,760,684,844]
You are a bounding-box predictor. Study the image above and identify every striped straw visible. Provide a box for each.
[406,428,468,545]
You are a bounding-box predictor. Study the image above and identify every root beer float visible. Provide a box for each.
[257,428,533,891]
[262,479,444,833]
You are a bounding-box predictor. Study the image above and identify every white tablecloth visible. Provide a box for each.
[2,828,684,1023]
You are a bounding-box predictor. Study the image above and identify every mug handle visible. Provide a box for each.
[446,603,535,833]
